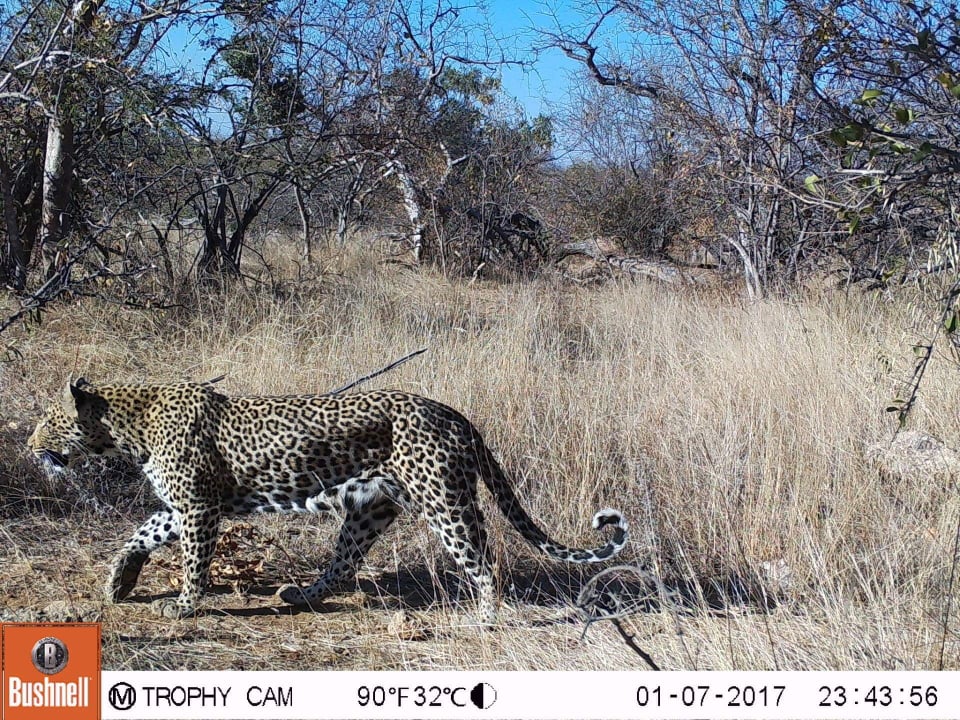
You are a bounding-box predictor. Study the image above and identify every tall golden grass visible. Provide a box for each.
[2,241,959,670]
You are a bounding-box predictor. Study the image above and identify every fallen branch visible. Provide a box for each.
[326,348,428,395]
[554,238,712,285]
[612,618,662,671]
[576,564,667,671]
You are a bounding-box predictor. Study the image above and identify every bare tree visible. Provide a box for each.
[0,0,549,303]
[545,0,842,296]
[0,0,205,291]
[804,1,960,282]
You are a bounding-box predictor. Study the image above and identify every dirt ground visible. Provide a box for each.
[4,505,956,672]
[0,509,651,671]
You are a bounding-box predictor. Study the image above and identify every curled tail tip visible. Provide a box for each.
[592,507,628,532]
[591,508,629,559]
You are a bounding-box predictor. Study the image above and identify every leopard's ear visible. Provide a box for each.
[61,377,93,420]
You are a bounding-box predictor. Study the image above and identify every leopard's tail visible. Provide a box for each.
[476,440,628,563]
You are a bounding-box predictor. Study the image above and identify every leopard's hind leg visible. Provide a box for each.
[279,491,399,608]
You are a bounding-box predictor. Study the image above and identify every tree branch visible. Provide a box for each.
[326,348,428,395]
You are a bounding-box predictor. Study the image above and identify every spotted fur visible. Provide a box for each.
[28,379,628,622]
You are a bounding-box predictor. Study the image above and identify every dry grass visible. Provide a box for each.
[2,240,960,670]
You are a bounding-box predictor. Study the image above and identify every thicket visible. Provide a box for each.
[0,0,958,304]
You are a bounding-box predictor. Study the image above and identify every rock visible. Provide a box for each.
[758,558,795,596]
[865,430,960,484]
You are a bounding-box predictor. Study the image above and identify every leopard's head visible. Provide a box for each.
[29,378,117,474]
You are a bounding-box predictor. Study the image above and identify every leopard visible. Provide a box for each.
[28,378,628,623]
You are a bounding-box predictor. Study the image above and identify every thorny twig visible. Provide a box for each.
[611,618,662,672]
[889,275,960,429]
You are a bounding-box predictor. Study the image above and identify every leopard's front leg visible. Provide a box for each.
[106,509,181,603]
[151,505,221,619]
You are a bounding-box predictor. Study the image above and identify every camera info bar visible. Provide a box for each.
[93,671,954,720]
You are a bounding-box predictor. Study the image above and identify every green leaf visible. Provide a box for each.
[894,106,914,124]
[945,311,959,334]
[837,124,865,142]
[855,89,884,106]
[803,174,821,194]
[830,130,847,146]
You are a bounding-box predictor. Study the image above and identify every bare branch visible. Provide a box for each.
[326,348,428,395]
[542,6,660,98]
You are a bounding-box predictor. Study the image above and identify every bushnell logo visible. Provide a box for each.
[2,622,101,720]
[31,636,69,675]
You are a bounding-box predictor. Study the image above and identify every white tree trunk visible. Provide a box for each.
[727,226,763,300]
[38,0,106,276]
[388,159,425,263]
[293,182,312,261]
[40,115,74,273]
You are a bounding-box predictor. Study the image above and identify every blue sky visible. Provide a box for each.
[473,0,640,118]
[474,0,586,116]
[154,0,619,120]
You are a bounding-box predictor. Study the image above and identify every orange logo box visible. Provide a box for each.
[1,623,101,720]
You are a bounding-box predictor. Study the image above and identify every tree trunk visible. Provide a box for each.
[335,208,348,246]
[553,238,713,284]
[728,224,763,300]
[40,115,75,276]
[0,152,27,290]
[36,0,107,280]
[293,183,312,261]
[389,159,426,263]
